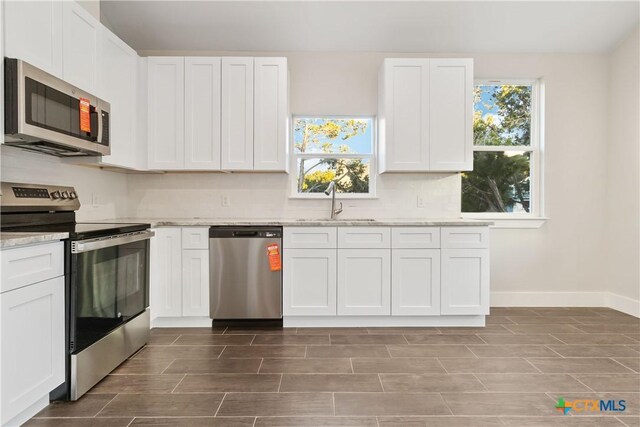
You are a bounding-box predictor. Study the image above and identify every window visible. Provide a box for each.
[462,79,542,217]
[292,117,375,197]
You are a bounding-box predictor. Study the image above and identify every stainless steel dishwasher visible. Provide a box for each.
[209,226,282,319]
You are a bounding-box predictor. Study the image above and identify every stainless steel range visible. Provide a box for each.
[0,182,153,400]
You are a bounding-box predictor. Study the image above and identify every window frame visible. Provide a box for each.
[289,115,378,199]
[462,78,545,223]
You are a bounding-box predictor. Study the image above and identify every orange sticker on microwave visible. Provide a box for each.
[267,244,281,272]
[79,97,91,133]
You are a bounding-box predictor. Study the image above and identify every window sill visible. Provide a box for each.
[289,194,379,200]
[461,215,548,229]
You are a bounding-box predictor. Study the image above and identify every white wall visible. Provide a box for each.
[127,172,460,219]
[77,0,100,20]
[130,50,612,301]
[473,53,610,297]
[0,146,128,221]
[605,26,640,304]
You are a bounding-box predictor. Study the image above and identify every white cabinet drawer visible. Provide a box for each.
[392,227,440,248]
[181,227,210,249]
[441,227,489,249]
[1,242,64,293]
[338,227,390,249]
[284,227,337,249]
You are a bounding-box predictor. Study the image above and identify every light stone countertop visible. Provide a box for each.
[86,218,493,227]
[0,232,69,249]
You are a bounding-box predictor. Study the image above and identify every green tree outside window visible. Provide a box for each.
[463,84,534,213]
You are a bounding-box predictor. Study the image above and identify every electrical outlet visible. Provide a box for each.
[221,195,230,207]
[417,195,425,208]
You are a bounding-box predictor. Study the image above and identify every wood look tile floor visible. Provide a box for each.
[27,308,640,427]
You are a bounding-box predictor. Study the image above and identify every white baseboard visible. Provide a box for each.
[284,315,485,328]
[491,291,640,318]
[490,292,606,307]
[4,395,49,427]
[605,292,640,318]
[151,316,212,328]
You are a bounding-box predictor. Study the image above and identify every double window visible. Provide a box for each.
[463,79,543,217]
[291,117,375,197]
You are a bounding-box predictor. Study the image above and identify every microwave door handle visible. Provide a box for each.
[71,230,155,254]
[97,107,103,144]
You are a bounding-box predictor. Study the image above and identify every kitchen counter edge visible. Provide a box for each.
[0,232,70,249]
[85,218,494,227]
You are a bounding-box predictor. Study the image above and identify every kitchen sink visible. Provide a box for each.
[295,218,377,222]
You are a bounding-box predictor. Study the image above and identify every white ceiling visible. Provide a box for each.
[100,1,640,54]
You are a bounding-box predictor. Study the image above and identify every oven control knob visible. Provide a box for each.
[50,191,61,200]
[61,191,69,199]
[69,191,78,200]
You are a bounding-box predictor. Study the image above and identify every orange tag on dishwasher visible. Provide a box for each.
[267,243,281,272]
[79,97,91,133]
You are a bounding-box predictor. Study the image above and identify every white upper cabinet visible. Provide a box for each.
[96,27,138,169]
[379,59,430,172]
[379,58,473,172]
[184,57,222,170]
[147,56,288,172]
[4,0,63,77]
[254,57,289,172]
[147,57,185,170]
[429,59,473,171]
[221,57,254,170]
[62,1,99,93]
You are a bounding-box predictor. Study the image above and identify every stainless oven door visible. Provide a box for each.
[70,230,153,353]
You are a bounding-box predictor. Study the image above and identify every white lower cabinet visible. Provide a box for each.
[337,249,391,316]
[150,228,183,317]
[1,241,65,426]
[392,249,440,315]
[150,227,210,320]
[182,249,210,317]
[152,226,490,323]
[440,248,490,315]
[282,225,490,323]
[283,249,337,316]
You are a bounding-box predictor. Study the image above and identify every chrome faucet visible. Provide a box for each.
[324,181,343,220]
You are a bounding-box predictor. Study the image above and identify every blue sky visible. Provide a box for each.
[475,85,500,117]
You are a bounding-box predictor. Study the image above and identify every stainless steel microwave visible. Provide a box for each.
[4,58,110,157]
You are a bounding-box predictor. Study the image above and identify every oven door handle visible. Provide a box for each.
[71,230,155,253]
